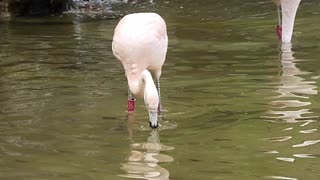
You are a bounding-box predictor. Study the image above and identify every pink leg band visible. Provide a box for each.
[128,98,136,113]
[276,25,282,40]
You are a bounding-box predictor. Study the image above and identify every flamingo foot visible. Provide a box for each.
[276,25,282,40]
[128,98,136,113]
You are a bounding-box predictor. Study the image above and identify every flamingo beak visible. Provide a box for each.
[148,110,158,129]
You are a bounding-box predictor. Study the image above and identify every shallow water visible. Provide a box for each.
[1,0,320,180]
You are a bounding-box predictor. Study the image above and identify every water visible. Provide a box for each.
[1,0,320,179]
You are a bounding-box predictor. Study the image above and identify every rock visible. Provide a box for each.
[0,0,74,17]
[0,0,10,17]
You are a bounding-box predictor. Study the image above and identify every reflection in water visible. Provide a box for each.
[1,1,320,178]
[266,43,318,124]
[265,176,298,180]
[265,43,318,126]
[292,140,320,148]
[292,154,316,158]
[264,43,319,179]
[119,115,174,180]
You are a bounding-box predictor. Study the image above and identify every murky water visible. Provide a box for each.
[1,0,320,179]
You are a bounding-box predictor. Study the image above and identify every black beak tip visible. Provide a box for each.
[149,122,158,129]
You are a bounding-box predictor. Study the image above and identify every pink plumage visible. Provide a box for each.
[112,13,168,128]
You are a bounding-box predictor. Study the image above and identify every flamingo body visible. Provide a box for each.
[112,13,168,128]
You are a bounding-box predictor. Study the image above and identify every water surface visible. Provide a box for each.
[1,0,320,179]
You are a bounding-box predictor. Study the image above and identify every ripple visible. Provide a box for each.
[293,154,316,158]
[282,127,293,131]
[276,157,295,163]
[270,100,311,108]
[299,129,317,134]
[140,120,178,131]
[131,143,174,152]
[262,136,292,142]
[292,140,320,148]
[264,150,279,154]
[265,176,298,180]
[120,130,173,179]
[265,109,317,123]
[300,120,316,127]
[119,163,170,180]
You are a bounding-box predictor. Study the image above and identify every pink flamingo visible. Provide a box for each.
[112,13,168,129]
[273,0,301,43]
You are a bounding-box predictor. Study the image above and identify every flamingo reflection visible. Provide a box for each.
[263,43,319,179]
[119,114,174,180]
[266,43,318,124]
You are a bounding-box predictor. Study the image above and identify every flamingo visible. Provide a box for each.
[112,13,168,129]
[273,0,301,43]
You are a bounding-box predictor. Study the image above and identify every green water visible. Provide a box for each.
[1,1,320,179]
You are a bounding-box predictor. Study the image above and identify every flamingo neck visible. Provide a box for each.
[142,70,159,111]
[281,0,301,43]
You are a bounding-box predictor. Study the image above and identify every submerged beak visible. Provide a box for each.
[148,110,158,129]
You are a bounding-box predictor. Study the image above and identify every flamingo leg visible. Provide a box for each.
[156,79,163,113]
[128,89,135,113]
[128,89,134,99]
[277,6,282,26]
[276,6,283,40]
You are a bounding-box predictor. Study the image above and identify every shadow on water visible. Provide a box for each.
[119,115,174,180]
[263,43,319,180]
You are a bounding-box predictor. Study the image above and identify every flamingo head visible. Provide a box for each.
[148,110,158,129]
[145,91,159,129]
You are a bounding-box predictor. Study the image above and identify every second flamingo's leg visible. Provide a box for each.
[276,6,282,40]
[156,79,163,113]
